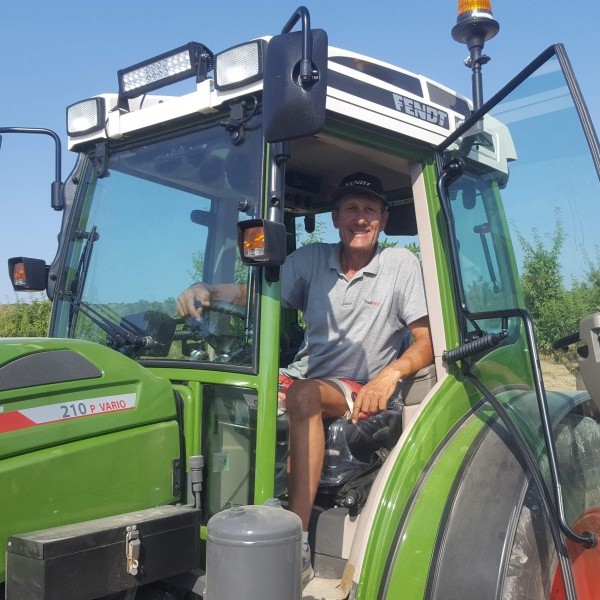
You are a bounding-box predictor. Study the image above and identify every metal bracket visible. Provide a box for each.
[172,458,182,497]
[94,142,109,178]
[125,525,141,576]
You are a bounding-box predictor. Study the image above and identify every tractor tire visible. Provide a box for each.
[426,407,600,599]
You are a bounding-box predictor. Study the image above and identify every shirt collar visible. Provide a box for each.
[329,242,382,276]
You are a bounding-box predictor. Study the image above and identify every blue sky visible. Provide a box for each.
[1,0,599,302]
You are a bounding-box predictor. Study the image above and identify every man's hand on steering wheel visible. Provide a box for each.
[176,284,212,321]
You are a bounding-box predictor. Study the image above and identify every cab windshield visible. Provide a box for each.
[52,123,263,369]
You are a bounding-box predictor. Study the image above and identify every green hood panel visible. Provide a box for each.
[0,338,181,582]
[0,338,176,459]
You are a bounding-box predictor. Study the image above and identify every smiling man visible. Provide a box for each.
[176,171,433,586]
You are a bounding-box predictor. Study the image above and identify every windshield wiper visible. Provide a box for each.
[68,226,99,335]
[62,292,157,355]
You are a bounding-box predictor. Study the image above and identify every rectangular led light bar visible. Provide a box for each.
[117,42,210,100]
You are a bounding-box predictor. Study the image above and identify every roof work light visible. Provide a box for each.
[452,0,499,111]
[214,40,267,91]
[117,42,214,103]
[67,98,106,137]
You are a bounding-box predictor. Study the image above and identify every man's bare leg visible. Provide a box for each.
[286,379,348,530]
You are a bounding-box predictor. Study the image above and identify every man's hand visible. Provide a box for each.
[176,283,247,320]
[351,366,401,423]
[176,284,211,320]
[350,316,433,424]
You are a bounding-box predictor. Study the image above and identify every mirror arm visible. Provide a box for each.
[281,5,314,87]
[0,127,64,210]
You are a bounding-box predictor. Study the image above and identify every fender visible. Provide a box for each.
[357,381,595,599]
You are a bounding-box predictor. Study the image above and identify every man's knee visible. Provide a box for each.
[286,379,323,420]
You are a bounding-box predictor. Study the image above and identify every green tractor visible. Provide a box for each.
[2,3,600,598]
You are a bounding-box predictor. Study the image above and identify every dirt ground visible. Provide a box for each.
[540,356,579,391]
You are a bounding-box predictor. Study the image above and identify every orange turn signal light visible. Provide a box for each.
[237,219,286,267]
[7,257,48,292]
[12,262,26,286]
[242,226,267,259]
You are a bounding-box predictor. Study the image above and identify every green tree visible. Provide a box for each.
[0,297,51,337]
[296,221,326,247]
[517,220,600,355]
[189,250,246,285]
[518,222,565,324]
[517,221,566,353]
[582,255,600,311]
[402,241,420,259]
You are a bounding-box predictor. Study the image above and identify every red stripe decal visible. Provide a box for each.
[0,411,37,433]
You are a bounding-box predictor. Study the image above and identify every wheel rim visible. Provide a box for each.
[551,509,600,599]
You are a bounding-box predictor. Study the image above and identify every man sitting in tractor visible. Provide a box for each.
[176,172,433,585]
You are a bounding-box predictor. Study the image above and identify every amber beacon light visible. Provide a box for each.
[452,0,499,111]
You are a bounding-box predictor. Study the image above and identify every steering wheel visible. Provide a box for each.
[174,300,248,361]
[205,299,246,320]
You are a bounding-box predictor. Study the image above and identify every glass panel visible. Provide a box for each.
[441,48,600,538]
[448,175,519,333]
[443,50,600,387]
[202,385,257,519]
[54,124,263,367]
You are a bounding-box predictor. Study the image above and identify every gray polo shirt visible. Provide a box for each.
[281,242,427,382]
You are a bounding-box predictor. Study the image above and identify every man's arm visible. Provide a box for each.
[176,283,247,320]
[351,315,433,423]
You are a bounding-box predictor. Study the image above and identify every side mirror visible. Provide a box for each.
[8,257,48,292]
[263,7,328,142]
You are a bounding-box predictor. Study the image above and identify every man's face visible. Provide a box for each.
[332,195,388,252]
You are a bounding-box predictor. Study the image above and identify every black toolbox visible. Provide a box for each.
[6,504,201,600]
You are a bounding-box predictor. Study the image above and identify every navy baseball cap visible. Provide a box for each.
[332,171,387,204]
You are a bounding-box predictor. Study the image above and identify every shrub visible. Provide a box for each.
[0,296,51,337]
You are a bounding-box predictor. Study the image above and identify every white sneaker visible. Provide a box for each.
[302,540,314,587]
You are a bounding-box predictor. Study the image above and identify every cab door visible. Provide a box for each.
[435,45,600,599]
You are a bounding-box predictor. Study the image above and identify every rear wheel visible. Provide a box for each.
[546,410,600,600]
[502,485,557,599]
[426,415,556,599]
[561,509,600,599]
[500,411,600,600]
[427,406,600,599]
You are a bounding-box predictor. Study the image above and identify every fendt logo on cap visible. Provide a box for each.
[346,179,372,188]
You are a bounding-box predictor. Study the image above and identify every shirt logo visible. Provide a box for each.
[364,299,381,306]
